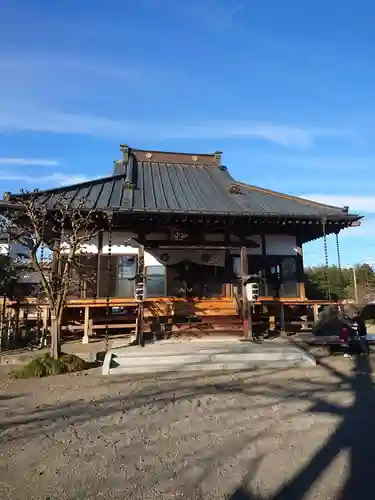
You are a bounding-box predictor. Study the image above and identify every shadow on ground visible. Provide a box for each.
[1,355,375,499]
[227,355,375,499]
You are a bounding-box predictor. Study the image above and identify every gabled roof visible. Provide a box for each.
[4,147,360,221]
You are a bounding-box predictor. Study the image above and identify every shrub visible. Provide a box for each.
[59,353,87,372]
[13,353,89,379]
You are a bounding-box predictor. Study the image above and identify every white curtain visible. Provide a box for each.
[150,249,226,267]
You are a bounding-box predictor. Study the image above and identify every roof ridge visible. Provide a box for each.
[129,147,220,157]
[234,181,355,214]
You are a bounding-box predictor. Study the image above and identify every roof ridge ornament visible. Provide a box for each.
[120,144,130,162]
[214,151,222,166]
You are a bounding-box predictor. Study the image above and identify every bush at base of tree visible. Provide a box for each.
[13,353,90,379]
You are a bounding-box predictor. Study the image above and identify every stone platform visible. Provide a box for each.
[102,338,316,375]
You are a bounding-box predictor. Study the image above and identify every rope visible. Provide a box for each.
[136,245,145,346]
[105,214,113,349]
[335,232,345,297]
[335,232,341,271]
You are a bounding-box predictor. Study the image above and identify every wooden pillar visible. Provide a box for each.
[261,234,268,296]
[279,302,286,335]
[21,307,27,323]
[269,314,276,332]
[301,315,309,330]
[12,302,20,343]
[96,231,103,298]
[313,304,319,323]
[296,239,306,298]
[240,246,253,340]
[82,280,87,299]
[82,305,90,344]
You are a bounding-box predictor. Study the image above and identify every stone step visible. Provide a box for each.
[106,359,307,375]
[102,340,315,375]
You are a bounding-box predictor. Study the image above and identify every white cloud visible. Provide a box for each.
[0,157,60,167]
[0,102,346,147]
[0,172,88,186]
[302,194,375,213]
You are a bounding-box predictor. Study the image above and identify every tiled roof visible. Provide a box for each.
[5,150,359,220]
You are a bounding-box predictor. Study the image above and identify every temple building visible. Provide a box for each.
[1,146,362,340]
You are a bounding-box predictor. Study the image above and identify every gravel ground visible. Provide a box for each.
[1,355,375,500]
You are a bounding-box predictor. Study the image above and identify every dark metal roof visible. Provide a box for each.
[5,152,359,220]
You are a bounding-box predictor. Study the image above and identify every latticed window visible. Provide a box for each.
[116,256,136,297]
[117,256,136,278]
[146,265,166,297]
[280,257,298,297]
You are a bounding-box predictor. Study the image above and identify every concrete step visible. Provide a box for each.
[102,340,316,375]
[105,360,307,375]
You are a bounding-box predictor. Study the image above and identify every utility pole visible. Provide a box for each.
[353,267,358,303]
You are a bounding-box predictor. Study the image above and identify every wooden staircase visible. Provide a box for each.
[169,298,244,337]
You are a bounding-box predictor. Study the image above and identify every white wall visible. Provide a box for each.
[62,232,162,267]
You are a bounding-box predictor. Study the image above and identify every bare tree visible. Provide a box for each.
[0,191,103,358]
[0,254,18,297]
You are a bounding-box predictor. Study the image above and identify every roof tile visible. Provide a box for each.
[7,155,359,219]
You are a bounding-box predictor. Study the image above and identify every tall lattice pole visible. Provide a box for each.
[105,213,113,352]
[321,218,331,300]
[135,244,146,347]
[335,231,344,299]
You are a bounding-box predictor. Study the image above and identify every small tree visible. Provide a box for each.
[0,191,103,359]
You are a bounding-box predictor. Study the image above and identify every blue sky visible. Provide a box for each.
[0,0,374,267]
